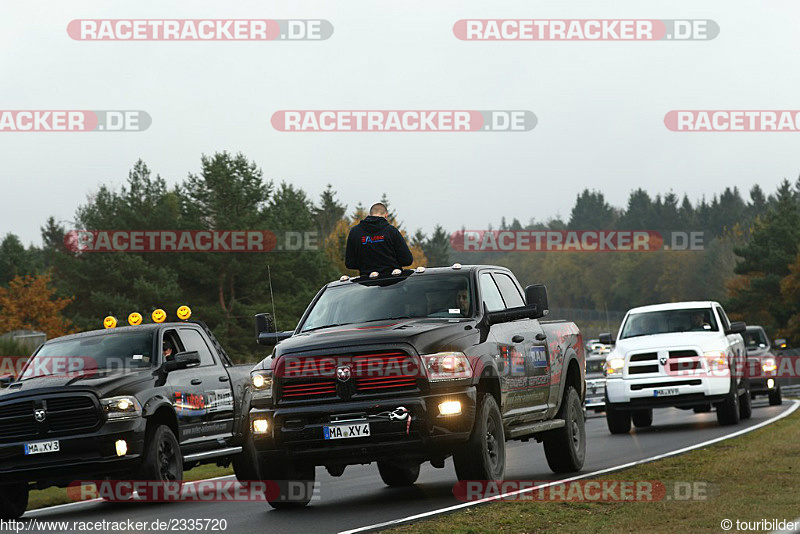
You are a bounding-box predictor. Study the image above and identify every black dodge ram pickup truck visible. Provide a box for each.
[0,321,252,519]
[247,265,586,508]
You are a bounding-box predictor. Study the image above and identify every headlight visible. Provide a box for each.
[422,352,472,382]
[762,358,777,373]
[703,351,728,367]
[251,371,273,399]
[604,357,625,376]
[101,396,142,421]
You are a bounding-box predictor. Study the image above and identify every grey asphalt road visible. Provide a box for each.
[23,399,794,533]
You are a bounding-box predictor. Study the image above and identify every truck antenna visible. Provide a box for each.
[268,265,278,345]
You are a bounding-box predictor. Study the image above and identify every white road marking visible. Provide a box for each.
[340,400,800,534]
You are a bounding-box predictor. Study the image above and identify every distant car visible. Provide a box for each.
[585,347,610,412]
[743,326,782,405]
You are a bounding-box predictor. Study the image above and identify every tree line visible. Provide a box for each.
[1,152,798,359]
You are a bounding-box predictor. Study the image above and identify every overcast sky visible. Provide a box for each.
[2,0,799,246]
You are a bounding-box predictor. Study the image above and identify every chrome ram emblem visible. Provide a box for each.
[336,365,352,382]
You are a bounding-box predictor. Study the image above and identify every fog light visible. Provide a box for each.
[115,439,128,457]
[253,418,269,434]
[438,400,462,416]
[767,378,775,389]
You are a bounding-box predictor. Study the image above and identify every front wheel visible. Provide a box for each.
[739,383,752,420]
[233,431,266,484]
[0,483,28,519]
[716,379,740,426]
[632,409,653,428]
[453,394,506,481]
[263,462,316,509]
[769,385,783,406]
[141,425,183,483]
[377,462,420,487]
[606,404,631,434]
[543,386,586,473]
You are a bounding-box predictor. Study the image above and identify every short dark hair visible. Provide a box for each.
[369,202,388,216]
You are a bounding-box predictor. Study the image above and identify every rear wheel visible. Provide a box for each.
[377,462,420,487]
[716,379,741,426]
[543,386,586,473]
[0,483,28,519]
[453,394,506,481]
[606,404,631,434]
[632,409,653,428]
[769,385,783,406]
[263,461,316,509]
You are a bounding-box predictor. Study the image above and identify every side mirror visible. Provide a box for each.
[257,331,293,346]
[726,321,746,335]
[255,313,277,336]
[524,284,549,319]
[775,338,788,350]
[598,332,615,345]
[0,375,12,388]
[162,351,200,373]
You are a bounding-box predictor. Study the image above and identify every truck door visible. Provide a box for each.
[176,327,235,441]
[162,329,208,444]
[491,271,551,417]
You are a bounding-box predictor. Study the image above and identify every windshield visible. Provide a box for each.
[301,273,473,332]
[619,308,719,339]
[21,330,155,379]
[744,328,768,349]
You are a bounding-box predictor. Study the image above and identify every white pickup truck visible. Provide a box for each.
[599,301,749,434]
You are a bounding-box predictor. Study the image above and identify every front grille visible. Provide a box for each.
[669,350,699,358]
[629,365,659,375]
[0,394,101,440]
[631,379,702,391]
[281,381,337,399]
[0,401,36,439]
[277,350,419,402]
[47,395,101,432]
[668,350,702,372]
[630,353,657,362]
[352,352,418,393]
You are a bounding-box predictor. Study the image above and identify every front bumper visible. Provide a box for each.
[585,378,606,409]
[605,375,731,409]
[749,377,779,395]
[250,387,476,465]
[0,418,146,486]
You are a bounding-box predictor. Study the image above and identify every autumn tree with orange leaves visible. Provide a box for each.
[0,273,75,338]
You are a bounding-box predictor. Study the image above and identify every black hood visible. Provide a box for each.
[0,368,154,401]
[359,216,390,233]
[261,318,479,370]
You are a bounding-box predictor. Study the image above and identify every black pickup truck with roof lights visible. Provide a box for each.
[0,317,253,519]
[246,265,586,508]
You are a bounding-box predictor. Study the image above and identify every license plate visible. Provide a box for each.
[24,440,60,455]
[323,422,370,440]
[653,388,679,397]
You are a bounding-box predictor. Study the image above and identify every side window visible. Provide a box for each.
[161,330,185,363]
[715,307,730,332]
[479,273,506,312]
[178,329,216,367]
[493,273,525,309]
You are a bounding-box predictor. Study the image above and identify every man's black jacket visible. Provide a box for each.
[345,216,414,275]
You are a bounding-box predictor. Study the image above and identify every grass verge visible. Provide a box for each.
[27,464,233,511]
[390,404,799,533]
